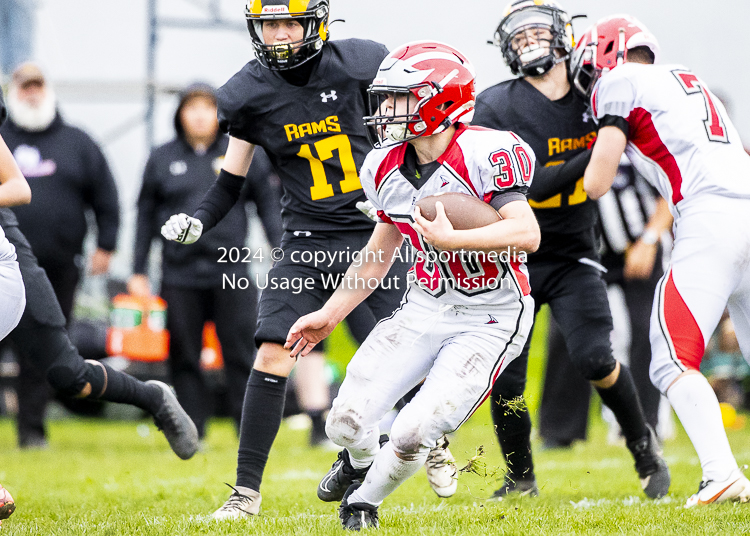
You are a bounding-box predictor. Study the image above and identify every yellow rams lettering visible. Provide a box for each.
[326,115,342,132]
[298,123,312,138]
[283,115,342,141]
[548,132,597,156]
[311,120,327,134]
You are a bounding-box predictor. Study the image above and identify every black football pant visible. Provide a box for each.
[490,260,616,479]
[8,226,161,444]
[161,283,257,439]
[14,255,80,441]
[538,261,664,442]
[37,257,80,323]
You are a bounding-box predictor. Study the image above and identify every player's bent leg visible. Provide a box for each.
[345,300,532,517]
[651,266,741,498]
[553,265,669,498]
[38,327,199,459]
[321,304,438,503]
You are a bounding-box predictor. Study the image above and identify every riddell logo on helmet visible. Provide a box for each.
[262,6,289,14]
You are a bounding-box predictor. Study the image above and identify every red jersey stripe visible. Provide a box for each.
[663,270,704,370]
[374,143,408,191]
[437,124,480,198]
[628,107,684,205]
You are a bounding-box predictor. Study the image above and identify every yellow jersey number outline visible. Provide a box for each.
[297,134,362,200]
[528,160,587,209]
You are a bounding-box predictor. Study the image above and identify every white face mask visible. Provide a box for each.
[384,123,408,143]
[7,85,57,132]
[519,43,549,65]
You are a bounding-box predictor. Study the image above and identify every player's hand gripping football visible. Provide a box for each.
[413,202,457,250]
[161,213,203,244]
[285,311,338,359]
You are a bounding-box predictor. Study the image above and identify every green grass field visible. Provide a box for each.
[3,309,750,535]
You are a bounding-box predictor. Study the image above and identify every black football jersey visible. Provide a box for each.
[474,79,598,262]
[217,39,388,232]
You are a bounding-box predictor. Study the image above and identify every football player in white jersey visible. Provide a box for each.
[284,41,540,530]
[573,14,750,506]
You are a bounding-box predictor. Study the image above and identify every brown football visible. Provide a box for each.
[415,192,500,230]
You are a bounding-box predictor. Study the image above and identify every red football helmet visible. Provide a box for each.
[364,41,476,149]
[570,14,660,99]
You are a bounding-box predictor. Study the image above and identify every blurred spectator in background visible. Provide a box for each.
[128,83,282,440]
[1,62,119,323]
[0,0,35,77]
[0,62,121,447]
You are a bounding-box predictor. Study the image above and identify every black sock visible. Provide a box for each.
[595,365,649,443]
[490,393,535,480]
[236,370,288,491]
[88,362,162,414]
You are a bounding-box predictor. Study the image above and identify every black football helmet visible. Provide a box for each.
[491,0,574,77]
[245,0,330,70]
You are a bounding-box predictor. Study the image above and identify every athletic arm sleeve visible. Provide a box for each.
[527,149,592,202]
[193,169,246,233]
[490,189,528,210]
[598,114,630,137]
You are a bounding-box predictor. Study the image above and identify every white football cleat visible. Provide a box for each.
[212,485,261,520]
[425,436,458,498]
[685,466,750,507]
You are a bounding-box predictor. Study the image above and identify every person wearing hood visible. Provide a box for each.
[0,62,119,322]
[128,83,282,440]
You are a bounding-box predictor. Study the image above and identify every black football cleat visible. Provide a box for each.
[147,380,200,460]
[627,425,671,499]
[318,448,370,502]
[339,483,379,531]
[490,473,539,499]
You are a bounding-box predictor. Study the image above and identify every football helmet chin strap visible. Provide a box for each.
[517,43,567,77]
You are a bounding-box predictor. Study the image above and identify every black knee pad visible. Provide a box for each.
[574,345,617,382]
[47,362,87,397]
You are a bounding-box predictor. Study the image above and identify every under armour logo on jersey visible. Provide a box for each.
[582,110,592,123]
[320,90,337,103]
[486,315,498,325]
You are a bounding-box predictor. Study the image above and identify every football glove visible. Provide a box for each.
[356,200,378,222]
[161,213,203,244]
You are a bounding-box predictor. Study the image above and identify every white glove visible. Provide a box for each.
[356,200,378,222]
[161,213,203,244]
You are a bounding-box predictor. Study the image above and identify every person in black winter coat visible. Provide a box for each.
[1,62,119,322]
[128,83,282,439]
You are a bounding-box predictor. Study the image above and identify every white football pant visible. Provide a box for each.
[327,287,533,456]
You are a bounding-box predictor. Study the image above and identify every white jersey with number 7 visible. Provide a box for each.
[592,62,750,216]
